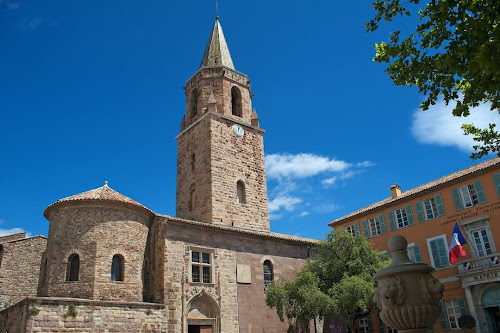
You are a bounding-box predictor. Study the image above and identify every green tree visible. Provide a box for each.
[266,230,390,332]
[366,0,499,159]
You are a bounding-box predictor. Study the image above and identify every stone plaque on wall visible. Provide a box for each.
[237,264,251,284]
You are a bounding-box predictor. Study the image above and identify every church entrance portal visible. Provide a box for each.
[188,325,213,333]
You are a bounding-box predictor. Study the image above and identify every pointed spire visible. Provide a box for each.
[200,19,235,70]
[251,108,259,127]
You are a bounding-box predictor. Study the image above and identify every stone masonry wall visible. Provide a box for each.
[209,116,269,230]
[159,217,313,333]
[176,115,214,223]
[43,203,152,302]
[0,297,166,333]
[0,236,46,309]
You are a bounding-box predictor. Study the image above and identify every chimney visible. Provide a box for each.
[390,184,401,199]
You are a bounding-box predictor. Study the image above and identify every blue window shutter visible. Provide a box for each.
[362,219,369,238]
[388,210,396,231]
[439,300,449,330]
[473,180,487,203]
[415,200,425,222]
[330,228,335,240]
[493,173,500,198]
[378,214,387,234]
[457,297,467,316]
[353,222,360,236]
[413,244,422,263]
[406,204,415,225]
[434,194,445,216]
[451,187,464,211]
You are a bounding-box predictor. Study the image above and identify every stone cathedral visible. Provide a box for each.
[0,18,317,333]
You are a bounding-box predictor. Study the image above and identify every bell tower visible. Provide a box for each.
[175,18,269,231]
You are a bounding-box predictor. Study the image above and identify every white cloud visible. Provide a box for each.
[356,161,374,167]
[321,177,337,186]
[269,213,283,220]
[411,101,500,152]
[266,153,351,179]
[0,227,27,237]
[269,196,302,213]
[313,203,339,214]
[298,211,310,217]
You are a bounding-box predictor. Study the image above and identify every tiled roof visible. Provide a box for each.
[329,157,500,226]
[44,182,154,218]
[158,214,319,245]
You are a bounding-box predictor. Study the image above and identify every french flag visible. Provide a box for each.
[449,223,467,265]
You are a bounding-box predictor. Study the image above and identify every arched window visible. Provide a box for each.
[190,89,199,117]
[237,180,245,204]
[191,153,196,171]
[263,260,273,288]
[111,254,124,281]
[66,254,79,282]
[231,86,242,117]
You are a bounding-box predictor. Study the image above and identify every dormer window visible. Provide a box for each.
[231,86,242,117]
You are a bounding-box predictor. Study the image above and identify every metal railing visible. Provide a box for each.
[458,253,500,273]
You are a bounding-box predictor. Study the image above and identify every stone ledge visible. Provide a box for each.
[21,296,165,309]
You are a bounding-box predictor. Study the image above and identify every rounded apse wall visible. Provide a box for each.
[42,201,152,302]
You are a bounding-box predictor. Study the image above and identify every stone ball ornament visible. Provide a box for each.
[373,235,444,333]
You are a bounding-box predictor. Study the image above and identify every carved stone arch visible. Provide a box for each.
[186,290,221,333]
[477,282,500,308]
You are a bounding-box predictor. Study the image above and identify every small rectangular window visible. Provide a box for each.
[190,248,213,284]
[368,217,382,237]
[445,299,461,329]
[395,208,409,228]
[422,197,438,220]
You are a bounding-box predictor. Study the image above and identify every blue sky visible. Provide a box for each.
[1,0,498,240]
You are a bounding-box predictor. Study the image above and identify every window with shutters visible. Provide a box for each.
[494,173,500,198]
[407,244,422,263]
[395,208,409,229]
[445,298,463,329]
[368,217,382,237]
[345,222,359,236]
[66,254,80,282]
[451,180,486,211]
[190,248,213,284]
[427,235,450,269]
[416,194,445,222]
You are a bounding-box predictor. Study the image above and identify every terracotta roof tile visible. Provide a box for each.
[158,214,319,244]
[329,157,500,226]
[44,182,153,218]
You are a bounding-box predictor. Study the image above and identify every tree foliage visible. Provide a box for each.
[266,230,390,332]
[367,0,499,159]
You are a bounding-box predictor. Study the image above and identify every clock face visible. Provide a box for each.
[233,124,244,137]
